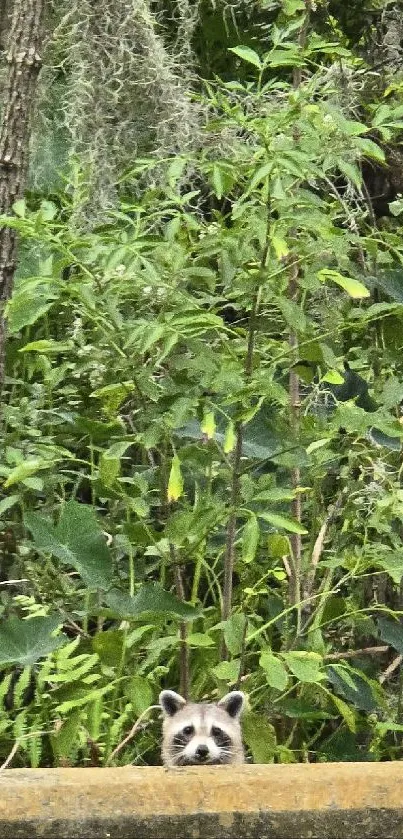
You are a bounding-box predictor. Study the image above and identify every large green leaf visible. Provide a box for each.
[260,651,289,691]
[105,584,200,620]
[367,269,403,303]
[377,616,403,653]
[0,616,67,666]
[25,501,113,590]
[326,664,377,711]
[282,651,323,683]
[242,712,277,763]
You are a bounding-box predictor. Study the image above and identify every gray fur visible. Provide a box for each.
[159,690,245,767]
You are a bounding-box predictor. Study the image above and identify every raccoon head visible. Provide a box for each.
[159,690,245,767]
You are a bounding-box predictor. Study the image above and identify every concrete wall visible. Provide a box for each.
[0,763,402,838]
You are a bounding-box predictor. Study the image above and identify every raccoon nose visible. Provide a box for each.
[195,744,209,760]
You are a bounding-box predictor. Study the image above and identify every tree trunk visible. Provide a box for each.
[0,0,45,386]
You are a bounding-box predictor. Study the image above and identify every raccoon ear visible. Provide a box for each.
[218,691,245,718]
[159,690,187,717]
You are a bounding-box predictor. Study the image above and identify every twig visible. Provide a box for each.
[325,645,389,662]
[0,729,50,773]
[303,494,344,603]
[287,261,302,636]
[107,704,160,764]
[221,425,243,660]
[221,204,272,660]
[380,653,403,684]
[0,579,28,586]
[172,551,190,699]
[0,741,19,772]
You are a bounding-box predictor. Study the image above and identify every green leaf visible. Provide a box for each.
[6,295,54,333]
[306,438,331,454]
[224,613,247,655]
[282,0,305,14]
[187,633,215,647]
[329,693,356,732]
[128,675,154,715]
[223,420,236,454]
[318,269,370,299]
[228,45,262,69]
[25,501,113,590]
[377,617,403,653]
[258,511,308,534]
[105,584,200,620]
[242,712,276,763]
[92,630,125,667]
[19,339,74,353]
[201,410,216,439]
[167,454,183,502]
[336,160,362,189]
[211,660,240,683]
[355,137,385,163]
[4,459,48,488]
[376,554,403,584]
[253,488,296,502]
[260,651,289,691]
[0,616,67,666]
[327,665,377,711]
[322,370,344,385]
[0,495,19,516]
[242,515,260,564]
[282,651,323,683]
[267,533,290,558]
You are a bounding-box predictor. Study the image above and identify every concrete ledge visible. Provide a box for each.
[0,763,403,838]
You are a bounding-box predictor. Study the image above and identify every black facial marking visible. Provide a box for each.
[183,725,195,737]
[173,733,188,748]
[211,725,232,749]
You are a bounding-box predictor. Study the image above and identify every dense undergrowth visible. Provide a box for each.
[1,0,403,768]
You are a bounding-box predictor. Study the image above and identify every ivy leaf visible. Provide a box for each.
[211,660,240,683]
[0,616,67,666]
[377,616,403,653]
[242,712,277,763]
[282,651,323,683]
[105,584,200,620]
[260,651,289,691]
[224,613,247,655]
[25,501,113,590]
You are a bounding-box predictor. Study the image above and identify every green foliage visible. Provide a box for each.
[1,0,403,769]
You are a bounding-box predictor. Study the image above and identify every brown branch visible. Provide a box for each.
[221,424,243,660]
[107,705,160,764]
[325,645,389,662]
[221,209,272,659]
[0,0,46,386]
[0,740,19,772]
[287,262,302,634]
[172,551,190,699]
[380,653,403,684]
[303,494,344,604]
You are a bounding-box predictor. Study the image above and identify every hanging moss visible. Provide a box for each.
[36,0,200,223]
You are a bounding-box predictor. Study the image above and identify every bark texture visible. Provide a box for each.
[0,0,45,384]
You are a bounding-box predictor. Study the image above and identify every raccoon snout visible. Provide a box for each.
[195,744,209,761]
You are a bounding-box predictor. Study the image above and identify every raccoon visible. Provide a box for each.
[159,689,245,767]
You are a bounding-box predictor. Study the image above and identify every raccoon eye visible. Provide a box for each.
[183,725,194,736]
[211,726,224,738]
